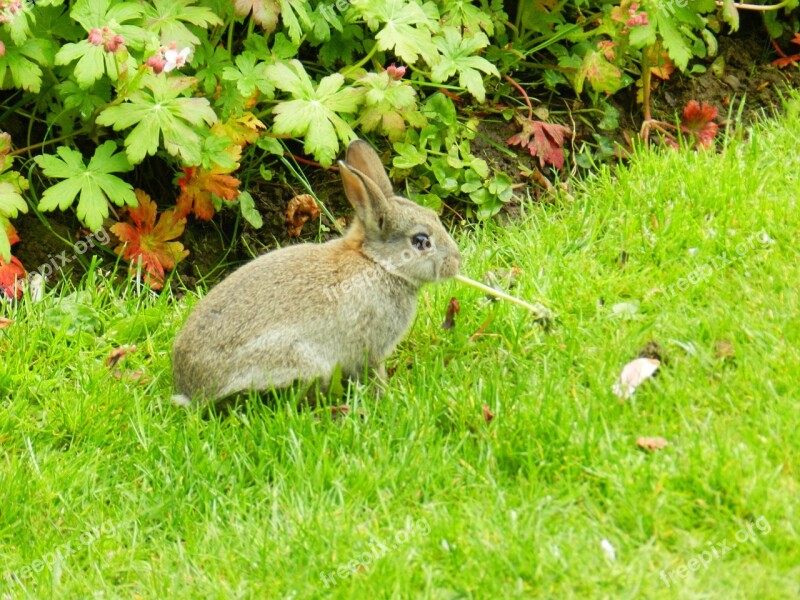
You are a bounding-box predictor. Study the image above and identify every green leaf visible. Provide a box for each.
[44,292,103,337]
[575,51,623,95]
[4,1,34,45]
[256,136,285,156]
[352,0,439,64]
[34,141,137,231]
[58,79,112,120]
[358,72,422,141]
[0,38,56,93]
[56,42,107,88]
[392,142,427,169]
[431,27,498,102]
[422,92,457,127]
[266,60,363,166]
[279,0,312,45]
[319,24,364,67]
[200,135,238,170]
[70,0,149,49]
[105,306,163,344]
[0,164,28,262]
[238,191,263,229]
[140,0,223,47]
[96,76,217,165]
[653,8,705,70]
[442,0,495,35]
[222,52,275,98]
[721,0,739,32]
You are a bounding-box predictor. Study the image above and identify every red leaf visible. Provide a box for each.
[507,115,572,169]
[649,52,675,80]
[111,189,189,290]
[5,223,20,247]
[772,53,800,68]
[176,146,242,220]
[680,101,718,148]
[0,255,25,300]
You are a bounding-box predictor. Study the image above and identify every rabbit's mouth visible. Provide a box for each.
[437,253,461,280]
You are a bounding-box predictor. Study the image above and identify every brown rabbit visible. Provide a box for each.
[172,140,461,405]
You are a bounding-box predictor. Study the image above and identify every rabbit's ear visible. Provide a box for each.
[339,161,390,235]
[345,140,393,198]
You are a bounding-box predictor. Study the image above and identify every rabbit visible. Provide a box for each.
[171,139,462,406]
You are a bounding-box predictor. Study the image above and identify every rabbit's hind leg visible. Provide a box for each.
[218,340,334,399]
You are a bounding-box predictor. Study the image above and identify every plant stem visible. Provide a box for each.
[9,129,89,157]
[454,274,553,319]
[342,42,378,77]
[519,61,577,73]
[715,0,792,10]
[641,47,652,122]
[503,74,533,120]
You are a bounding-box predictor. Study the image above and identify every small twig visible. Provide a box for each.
[503,74,533,121]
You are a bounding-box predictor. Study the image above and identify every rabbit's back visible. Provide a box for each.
[172,239,417,402]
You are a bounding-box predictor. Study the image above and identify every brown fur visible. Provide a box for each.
[172,140,461,405]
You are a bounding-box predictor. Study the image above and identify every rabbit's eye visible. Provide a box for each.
[411,233,432,251]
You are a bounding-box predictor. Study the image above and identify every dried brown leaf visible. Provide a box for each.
[442,297,460,330]
[637,436,668,451]
[481,403,495,424]
[106,344,137,369]
[286,194,321,237]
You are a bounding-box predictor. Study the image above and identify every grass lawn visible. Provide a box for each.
[2,102,799,599]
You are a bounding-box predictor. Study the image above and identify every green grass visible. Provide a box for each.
[2,105,800,599]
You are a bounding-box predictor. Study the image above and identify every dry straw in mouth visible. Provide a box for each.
[454,274,553,321]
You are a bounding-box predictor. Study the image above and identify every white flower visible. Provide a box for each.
[163,47,190,72]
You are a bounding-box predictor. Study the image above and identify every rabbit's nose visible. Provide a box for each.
[441,249,461,278]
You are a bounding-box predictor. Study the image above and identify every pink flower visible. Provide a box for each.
[88,26,125,52]
[146,53,167,74]
[0,41,5,58]
[626,13,649,27]
[386,63,406,80]
[88,28,104,46]
[105,34,125,53]
[625,3,649,28]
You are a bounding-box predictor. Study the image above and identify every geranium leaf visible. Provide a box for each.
[266,59,363,166]
[111,189,189,289]
[351,0,439,65]
[176,148,242,221]
[140,0,223,47]
[431,27,498,102]
[34,141,136,231]
[96,76,217,165]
